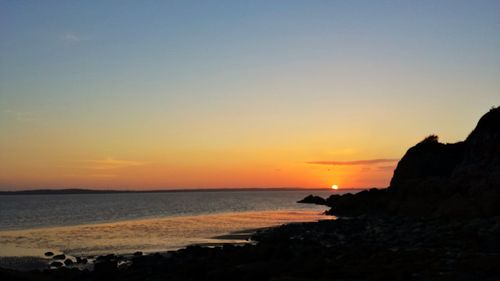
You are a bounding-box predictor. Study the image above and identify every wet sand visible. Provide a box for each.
[0,210,330,270]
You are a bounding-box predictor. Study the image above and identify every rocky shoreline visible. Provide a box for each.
[310,107,500,219]
[2,215,500,281]
[0,227,260,272]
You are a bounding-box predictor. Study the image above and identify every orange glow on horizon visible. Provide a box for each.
[0,134,397,190]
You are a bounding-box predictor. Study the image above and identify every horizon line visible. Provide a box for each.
[0,187,376,195]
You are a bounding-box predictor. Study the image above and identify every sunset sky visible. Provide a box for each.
[1,1,499,190]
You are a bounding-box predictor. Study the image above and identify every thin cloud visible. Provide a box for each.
[85,158,146,170]
[65,173,117,178]
[61,32,85,43]
[308,159,399,166]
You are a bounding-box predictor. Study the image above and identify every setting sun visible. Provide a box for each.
[331,185,339,190]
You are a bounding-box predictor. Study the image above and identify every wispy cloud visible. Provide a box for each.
[61,32,85,44]
[65,173,117,178]
[84,157,146,170]
[307,158,399,166]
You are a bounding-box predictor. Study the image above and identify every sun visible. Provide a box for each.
[331,184,339,190]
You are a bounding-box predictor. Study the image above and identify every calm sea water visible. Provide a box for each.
[0,190,345,259]
[0,190,340,231]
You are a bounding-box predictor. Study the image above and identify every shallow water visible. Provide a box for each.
[0,210,333,258]
[0,190,338,231]
[0,190,343,258]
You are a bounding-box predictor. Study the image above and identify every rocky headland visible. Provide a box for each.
[303,106,500,218]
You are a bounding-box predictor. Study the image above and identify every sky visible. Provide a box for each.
[1,0,499,190]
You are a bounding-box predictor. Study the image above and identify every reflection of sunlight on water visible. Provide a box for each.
[0,210,333,257]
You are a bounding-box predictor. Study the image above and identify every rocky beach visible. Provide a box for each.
[2,215,500,281]
[2,107,500,281]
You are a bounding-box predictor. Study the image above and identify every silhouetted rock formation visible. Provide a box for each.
[324,188,389,216]
[389,135,465,188]
[297,195,326,205]
[307,107,500,217]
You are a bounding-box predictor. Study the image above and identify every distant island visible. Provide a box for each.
[0,187,353,195]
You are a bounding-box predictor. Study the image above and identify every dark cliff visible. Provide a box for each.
[389,136,465,188]
[322,106,500,217]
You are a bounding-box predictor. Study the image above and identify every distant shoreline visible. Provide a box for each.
[0,187,369,195]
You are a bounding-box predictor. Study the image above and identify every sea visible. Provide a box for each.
[0,189,347,261]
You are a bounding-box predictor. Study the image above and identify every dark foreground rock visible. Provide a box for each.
[51,255,65,260]
[49,261,63,268]
[0,257,49,271]
[2,216,500,281]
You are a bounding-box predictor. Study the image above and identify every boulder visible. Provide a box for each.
[96,254,116,261]
[297,194,326,205]
[53,254,66,260]
[50,261,63,268]
[75,256,88,264]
